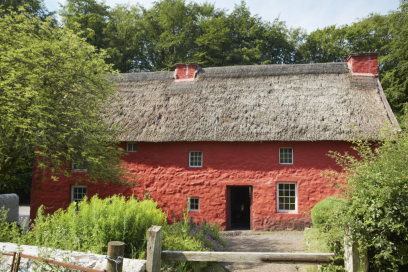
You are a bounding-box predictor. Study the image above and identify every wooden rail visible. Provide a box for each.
[161,251,338,264]
[146,225,345,272]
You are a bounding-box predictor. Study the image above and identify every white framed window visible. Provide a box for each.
[71,186,87,203]
[127,142,137,152]
[189,151,202,167]
[189,197,200,211]
[279,148,293,164]
[72,160,87,172]
[277,183,297,213]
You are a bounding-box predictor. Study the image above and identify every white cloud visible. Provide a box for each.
[44,0,400,32]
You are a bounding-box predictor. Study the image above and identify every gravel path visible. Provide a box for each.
[219,231,314,272]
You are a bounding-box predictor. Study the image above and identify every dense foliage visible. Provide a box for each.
[1,195,166,258]
[0,8,133,188]
[322,123,408,270]
[311,197,345,229]
[0,0,53,18]
[0,195,226,269]
[162,212,226,271]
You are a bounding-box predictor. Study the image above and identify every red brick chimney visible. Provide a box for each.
[174,63,200,82]
[346,52,379,77]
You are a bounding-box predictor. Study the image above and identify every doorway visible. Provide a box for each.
[227,186,252,230]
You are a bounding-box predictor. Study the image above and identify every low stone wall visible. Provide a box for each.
[0,242,146,272]
[0,194,19,223]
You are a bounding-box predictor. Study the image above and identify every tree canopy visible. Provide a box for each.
[0,8,130,187]
[0,0,53,18]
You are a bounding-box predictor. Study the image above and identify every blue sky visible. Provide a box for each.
[44,0,400,32]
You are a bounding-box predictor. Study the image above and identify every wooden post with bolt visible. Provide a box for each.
[107,241,125,272]
[146,225,162,272]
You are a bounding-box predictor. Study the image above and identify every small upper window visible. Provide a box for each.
[189,197,199,211]
[279,148,293,164]
[277,183,297,213]
[189,151,202,167]
[72,160,87,172]
[127,142,137,152]
[71,186,87,203]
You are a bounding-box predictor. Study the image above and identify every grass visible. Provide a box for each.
[304,228,334,253]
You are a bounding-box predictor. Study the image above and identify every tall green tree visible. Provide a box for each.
[380,0,408,123]
[224,1,264,65]
[0,0,53,18]
[298,25,348,63]
[192,4,229,67]
[142,0,203,70]
[104,4,147,72]
[0,8,130,186]
[60,0,110,50]
[261,20,306,64]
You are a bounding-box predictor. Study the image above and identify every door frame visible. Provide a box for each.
[227,185,253,230]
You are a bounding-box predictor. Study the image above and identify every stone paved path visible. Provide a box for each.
[220,231,314,272]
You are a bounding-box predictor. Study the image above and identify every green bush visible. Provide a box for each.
[311,197,345,229]
[162,212,226,271]
[322,122,408,270]
[0,207,26,243]
[1,194,226,272]
[25,195,166,258]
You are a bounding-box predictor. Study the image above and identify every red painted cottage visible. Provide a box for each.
[30,53,399,231]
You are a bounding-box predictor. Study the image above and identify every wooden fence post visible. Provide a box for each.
[344,229,368,272]
[107,241,125,272]
[146,226,162,272]
[192,261,200,272]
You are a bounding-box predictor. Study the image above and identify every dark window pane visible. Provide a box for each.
[279,204,284,210]
[279,197,284,203]
[285,204,290,210]
[279,184,283,189]
[284,184,289,190]
[290,191,295,196]
[284,191,289,196]
[290,204,295,210]
[290,198,295,203]
[290,184,295,190]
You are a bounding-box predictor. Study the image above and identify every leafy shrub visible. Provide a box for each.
[323,124,408,270]
[1,194,226,272]
[24,195,165,258]
[311,197,345,229]
[0,207,26,243]
[162,212,226,271]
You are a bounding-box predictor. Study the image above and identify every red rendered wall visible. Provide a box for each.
[30,141,353,231]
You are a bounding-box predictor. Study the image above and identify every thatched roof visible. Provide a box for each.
[109,63,399,142]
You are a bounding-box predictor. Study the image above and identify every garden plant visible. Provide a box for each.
[0,194,226,271]
[306,120,408,271]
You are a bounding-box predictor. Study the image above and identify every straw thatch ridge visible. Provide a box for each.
[198,63,348,78]
[114,71,174,82]
[108,62,399,142]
